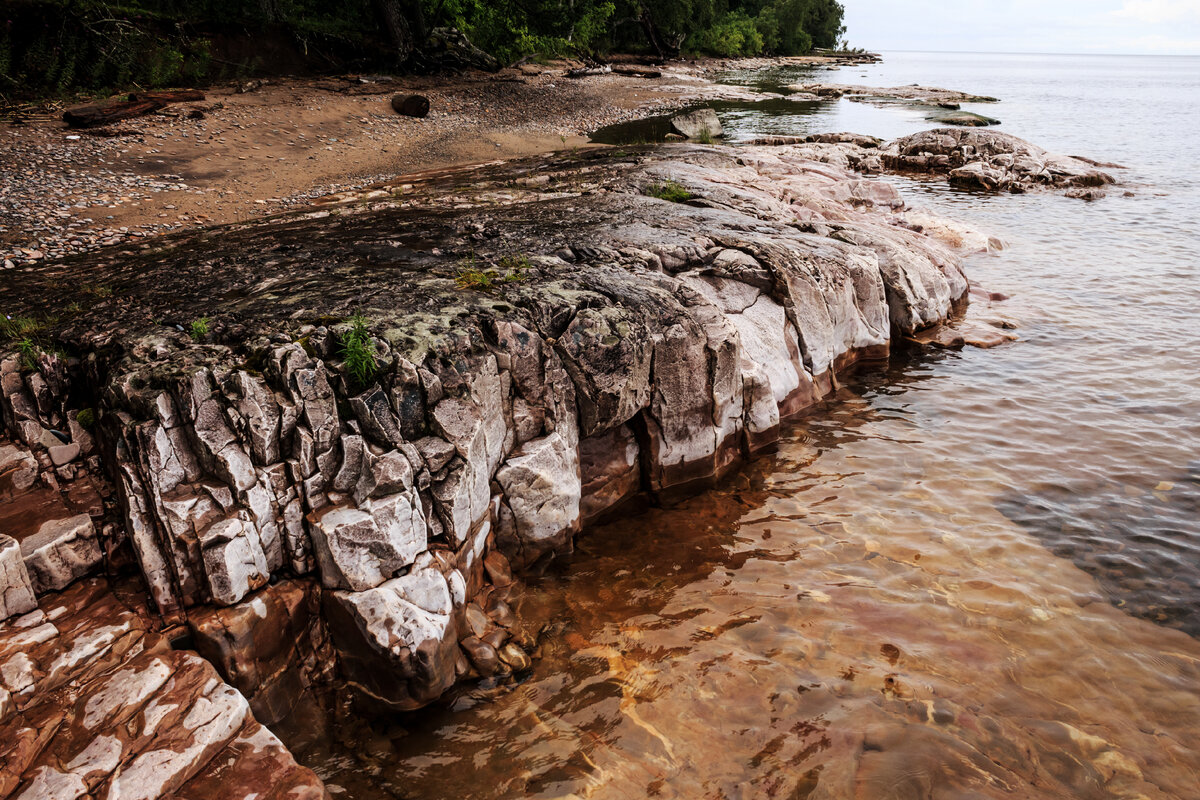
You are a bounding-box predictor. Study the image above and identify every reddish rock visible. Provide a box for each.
[0,579,326,799]
[188,579,334,728]
[460,635,499,677]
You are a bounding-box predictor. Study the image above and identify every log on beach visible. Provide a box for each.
[63,89,206,128]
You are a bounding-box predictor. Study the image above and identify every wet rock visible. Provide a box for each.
[19,513,102,594]
[325,564,458,710]
[927,109,1001,127]
[497,641,531,672]
[460,635,500,677]
[882,128,1117,193]
[482,550,514,588]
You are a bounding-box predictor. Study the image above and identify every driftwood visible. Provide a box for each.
[565,65,612,78]
[390,93,430,118]
[611,65,663,79]
[63,89,206,128]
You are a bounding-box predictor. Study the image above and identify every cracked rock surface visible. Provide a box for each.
[0,579,325,799]
[0,139,1035,795]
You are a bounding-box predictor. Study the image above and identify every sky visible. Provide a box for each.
[842,0,1200,55]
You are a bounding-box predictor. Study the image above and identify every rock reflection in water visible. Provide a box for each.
[306,378,1200,799]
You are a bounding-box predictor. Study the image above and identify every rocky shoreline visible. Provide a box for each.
[0,131,1111,796]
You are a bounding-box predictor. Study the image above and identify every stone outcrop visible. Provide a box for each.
[0,579,325,799]
[793,83,1002,126]
[881,128,1119,193]
[670,108,723,139]
[0,139,1030,762]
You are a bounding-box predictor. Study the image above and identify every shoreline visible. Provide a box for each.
[0,53,876,271]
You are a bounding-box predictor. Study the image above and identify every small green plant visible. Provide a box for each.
[81,284,114,298]
[188,318,210,341]
[645,181,695,203]
[76,408,97,429]
[341,313,378,390]
[455,264,497,291]
[695,128,715,145]
[498,254,532,283]
[16,337,38,371]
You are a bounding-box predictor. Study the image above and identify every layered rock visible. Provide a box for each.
[0,141,1012,726]
[881,128,1119,193]
[0,579,324,799]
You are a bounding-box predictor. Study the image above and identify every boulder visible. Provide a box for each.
[670,108,723,139]
[881,128,1117,193]
[325,564,458,710]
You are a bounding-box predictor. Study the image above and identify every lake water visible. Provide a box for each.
[310,52,1200,798]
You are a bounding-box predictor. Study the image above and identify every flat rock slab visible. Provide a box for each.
[794,82,999,106]
[0,578,326,799]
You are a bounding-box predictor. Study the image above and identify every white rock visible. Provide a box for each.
[20,514,102,594]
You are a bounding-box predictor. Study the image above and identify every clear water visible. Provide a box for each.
[310,53,1200,798]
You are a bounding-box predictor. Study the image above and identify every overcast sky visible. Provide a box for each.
[842,0,1200,55]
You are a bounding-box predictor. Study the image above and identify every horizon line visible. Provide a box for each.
[867,47,1200,58]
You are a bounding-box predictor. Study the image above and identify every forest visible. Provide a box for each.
[1,0,847,98]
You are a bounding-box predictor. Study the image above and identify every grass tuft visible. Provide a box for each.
[341,313,378,391]
[16,337,38,371]
[644,181,695,203]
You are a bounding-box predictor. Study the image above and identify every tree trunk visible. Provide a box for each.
[637,6,679,61]
[372,0,417,63]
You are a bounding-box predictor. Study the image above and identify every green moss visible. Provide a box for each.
[645,181,695,203]
[76,408,97,429]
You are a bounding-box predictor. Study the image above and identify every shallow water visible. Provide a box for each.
[311,53,1200,797]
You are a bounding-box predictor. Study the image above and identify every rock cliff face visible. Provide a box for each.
[0,141,1010,793]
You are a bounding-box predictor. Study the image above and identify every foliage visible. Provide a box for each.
[188,317,209,341]
[3,0,846,98]
[687,11,763,57]
[645,180,694,202]
[340,313,378,391]
[0,315,45,341]
[16,338,39,372]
